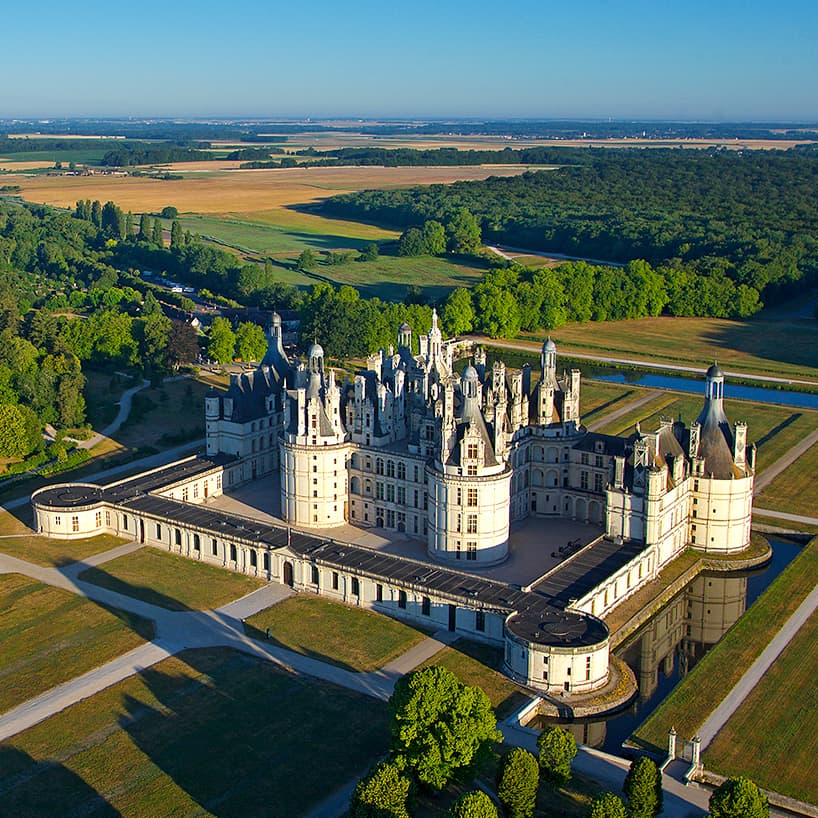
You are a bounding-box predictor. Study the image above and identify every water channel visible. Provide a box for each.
[588,370,818,410]
[531,537,803,754]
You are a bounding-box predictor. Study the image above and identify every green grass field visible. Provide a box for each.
[244,595,427,672]
[579,380,637,423]
[704,607,818,804]
[78,548,265,611]
[0,647,389,817]
[538,316,818,383]
[756,437,818,517]
[0,148,110,165]
[423,640,531,720]
[0,531,128,568]
[593,390,818,472]
[632,536,818,753]
[0,573,153,714]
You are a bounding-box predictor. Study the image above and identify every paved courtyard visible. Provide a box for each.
[206,475,604,587]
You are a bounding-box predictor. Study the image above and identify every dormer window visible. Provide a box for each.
[467,442,478,459]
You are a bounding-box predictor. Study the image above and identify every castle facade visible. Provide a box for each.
[33,312,756,697]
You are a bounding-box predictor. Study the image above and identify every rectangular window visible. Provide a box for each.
[594,473,604,493]
[376,482,384,500]
[581,452,589,465]
[105,511,110,526]
[311,565,319,585]
[581,471,589,490]
[398,590,407,609]
[475,610,485,632]
[95,511,102,528]
[72,516,79,532]
[466,514,478,534]
[182,486,189,502]
[414,465,419,482]
[332,571,339,590]
[376,583,383,602]
[467,488,478,507]
[422,596,430,616]
[212,538,218,556]
[156,523,162,539]
[467,542,477,560]
[55,516,61,526]
[351,577,360,596]
[216,474,221,489]
[386,484,395,502]
[586,656,592,681]
[466,465,477,476]
[122,515,128,530]
[467,442,478,459]
[456,487,462,505]
[193,483,199,499]
[397,485,406,504]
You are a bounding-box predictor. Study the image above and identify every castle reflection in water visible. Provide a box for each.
[549,571,748,750]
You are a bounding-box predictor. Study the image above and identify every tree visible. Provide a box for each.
[170,220,183,249]
[91,199,102,227]
[440,287,475,336]
[445,208,481,254]
[586,792,627,818]
[623,756,662,818]
[388,666,501,791]
[235,321,267,362]
[296,249,318,270]
[101,201,125,239]
[448,791,498,818]
[151,219,164,246]
[421,220,447,255]
[537,725,577,786]
[167,320,200,369]
[207,317,236,364]
[125,211,134,238]
[357,243,379,262]
[160,206,179,219]
[139,213,153,240]
[349,761,412,818]
[138,313,172,372]
[398,227,427,257]
[497,747,538,818]
[708,776,769,818]
[141,290,164,317]
[0,403,41,458]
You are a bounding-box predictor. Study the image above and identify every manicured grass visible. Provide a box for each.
[0,574,153,713]
[0,531,128,568]
[244,594,427,672]
[704,608,818,804]
[0,647,390,817]
[756,437,818,517]
[579,380,637,423]
[537,316,818,382]
[633,536,818,753]
[423,640,531,720]
[79,548,265,611]
[594,392,818,471]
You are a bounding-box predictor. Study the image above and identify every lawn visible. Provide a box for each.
[78,548,265,611]
[594,392,818,472]
[579,380,637,423]
[704,607,818,804]
[244,594,427,672]
[0,528,127,568]
[536,316,818,383]
[0,573,153,713]
[0,647,390,817]
[756,436,818,517]
[422,640,531,720]
[632,536,818,753]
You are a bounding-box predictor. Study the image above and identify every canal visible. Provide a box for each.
[532,537,803,754]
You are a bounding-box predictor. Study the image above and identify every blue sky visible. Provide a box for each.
[2,0,817,120]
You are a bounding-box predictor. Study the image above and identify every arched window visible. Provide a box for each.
[174,528,182,546]
[250,550,257,567]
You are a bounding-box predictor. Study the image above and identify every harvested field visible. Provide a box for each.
[9,164,531,215]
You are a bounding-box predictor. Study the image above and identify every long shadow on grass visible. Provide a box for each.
[754,412,801,453]
[115,647,390,817]
[0,746,122,818]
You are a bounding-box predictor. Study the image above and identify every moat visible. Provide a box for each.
[532,536,802,753]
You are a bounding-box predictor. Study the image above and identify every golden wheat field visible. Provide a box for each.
[5,164,531,215]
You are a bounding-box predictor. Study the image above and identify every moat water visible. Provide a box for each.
[590,371,818,410]
[532,537,802,753]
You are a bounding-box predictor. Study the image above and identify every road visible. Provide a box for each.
[486,244,625,268]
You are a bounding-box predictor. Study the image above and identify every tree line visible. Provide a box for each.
[318,148,818,312]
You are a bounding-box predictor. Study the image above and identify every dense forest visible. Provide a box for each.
[320,149,818,314]
[289,146,581,167]
[100,143,212,166]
